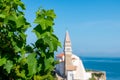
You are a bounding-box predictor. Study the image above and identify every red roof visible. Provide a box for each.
[56,53,64,58]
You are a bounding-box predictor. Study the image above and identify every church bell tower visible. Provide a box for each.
[64,31,72,54]
[64,31,73,77]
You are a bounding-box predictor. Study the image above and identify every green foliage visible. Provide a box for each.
[31,9,61,79]
[27,53,37,77]
[93,73,103,78]
[89,74,96,80]
[89,73,104,80]
[0,0,60,80]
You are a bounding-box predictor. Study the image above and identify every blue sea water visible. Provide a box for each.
[80,57,120,80]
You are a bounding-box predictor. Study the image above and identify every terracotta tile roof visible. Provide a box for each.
[66,65,77,71]
[56,53,64,58]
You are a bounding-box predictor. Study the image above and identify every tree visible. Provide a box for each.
[0,0,60,79]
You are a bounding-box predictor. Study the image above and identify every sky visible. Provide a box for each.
[22,0,120,57]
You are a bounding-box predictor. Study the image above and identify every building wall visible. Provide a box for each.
[72,54,91,80]
[86,72,92,80]
[56,54,92,80]
[67,71,73,80]
[90,71,106,80]
[56,57,65,76]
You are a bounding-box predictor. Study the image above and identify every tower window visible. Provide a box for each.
[67,48,70,51]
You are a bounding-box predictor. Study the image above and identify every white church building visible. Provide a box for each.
[56,31,92,80]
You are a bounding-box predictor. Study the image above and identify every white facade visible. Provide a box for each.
[71,54,91,80]
[56,31,91,80]
[67,71,74,80]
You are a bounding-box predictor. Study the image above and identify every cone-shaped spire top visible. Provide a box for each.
[64,31,72,53]
[65,30,71,43]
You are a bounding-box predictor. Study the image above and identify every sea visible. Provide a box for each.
[80,57,120,80]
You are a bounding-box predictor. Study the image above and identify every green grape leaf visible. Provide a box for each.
[0,14,5,18]
[46,10,56,19]
[4,60,13,73]
[16,15,26,28]
[20,33,27,41]
[27,53,37,76]
[0,57,7,66]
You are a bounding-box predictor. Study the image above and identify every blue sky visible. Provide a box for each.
[23,0,120,57]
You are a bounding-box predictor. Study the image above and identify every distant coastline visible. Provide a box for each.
[81,57,120,80]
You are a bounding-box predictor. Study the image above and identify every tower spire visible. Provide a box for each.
[64,31,73,77]
[64,30,72,54]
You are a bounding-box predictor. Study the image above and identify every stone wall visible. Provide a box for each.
[88,70,106,80]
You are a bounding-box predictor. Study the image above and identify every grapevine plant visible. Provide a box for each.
[0,0,60,80]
